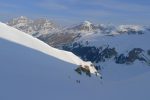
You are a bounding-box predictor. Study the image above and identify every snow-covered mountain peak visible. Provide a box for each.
[66,21,97,33]
[78,20,94,32]
[7,16,31,26]
[82,21,92,27]
[33,18,54,27]
[7,16,58,37]
[20,16,27,19]
[33,18,56,32]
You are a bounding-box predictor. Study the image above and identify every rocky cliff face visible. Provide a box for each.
[7,16,57,37]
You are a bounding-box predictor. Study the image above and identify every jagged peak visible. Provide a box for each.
[19,16,28,19]
[13,16,29,21]
[82,21,92,26]
[33,18,54,25]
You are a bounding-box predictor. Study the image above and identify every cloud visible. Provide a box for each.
[1,0,150,25]
[74,9,112,17]
[0,3,18,8]
[36,0,68,11]
[87,0,150,13]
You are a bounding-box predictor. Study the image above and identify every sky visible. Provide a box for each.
[0,0,150,25]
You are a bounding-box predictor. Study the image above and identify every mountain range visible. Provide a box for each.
[1,21,150,100]
[7,17,150,70]
[1,17,150,100]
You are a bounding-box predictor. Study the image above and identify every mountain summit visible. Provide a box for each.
[7,16,57,37]
[66,20,96,32]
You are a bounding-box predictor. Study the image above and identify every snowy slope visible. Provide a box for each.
[0,22,150,100]
[62,24,150,81]
[76,29,150,53]
[68,22,150,58]
[0,22,98,74]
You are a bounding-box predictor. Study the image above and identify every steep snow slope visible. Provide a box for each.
[0,22,95,68]
[0,26,100,100]
[0,22,150,100]
[0,39,150,100]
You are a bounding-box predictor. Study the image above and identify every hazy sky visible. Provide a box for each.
[0,0,150,25]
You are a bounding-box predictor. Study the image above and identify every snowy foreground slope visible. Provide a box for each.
[0,22,150,100]
[0,22,98,74]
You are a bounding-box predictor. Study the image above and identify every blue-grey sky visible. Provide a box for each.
[0,0,150,25]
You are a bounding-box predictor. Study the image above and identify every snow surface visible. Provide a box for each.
[0,22,150,100]
[76,29,150,54]
[118,25,145,32]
